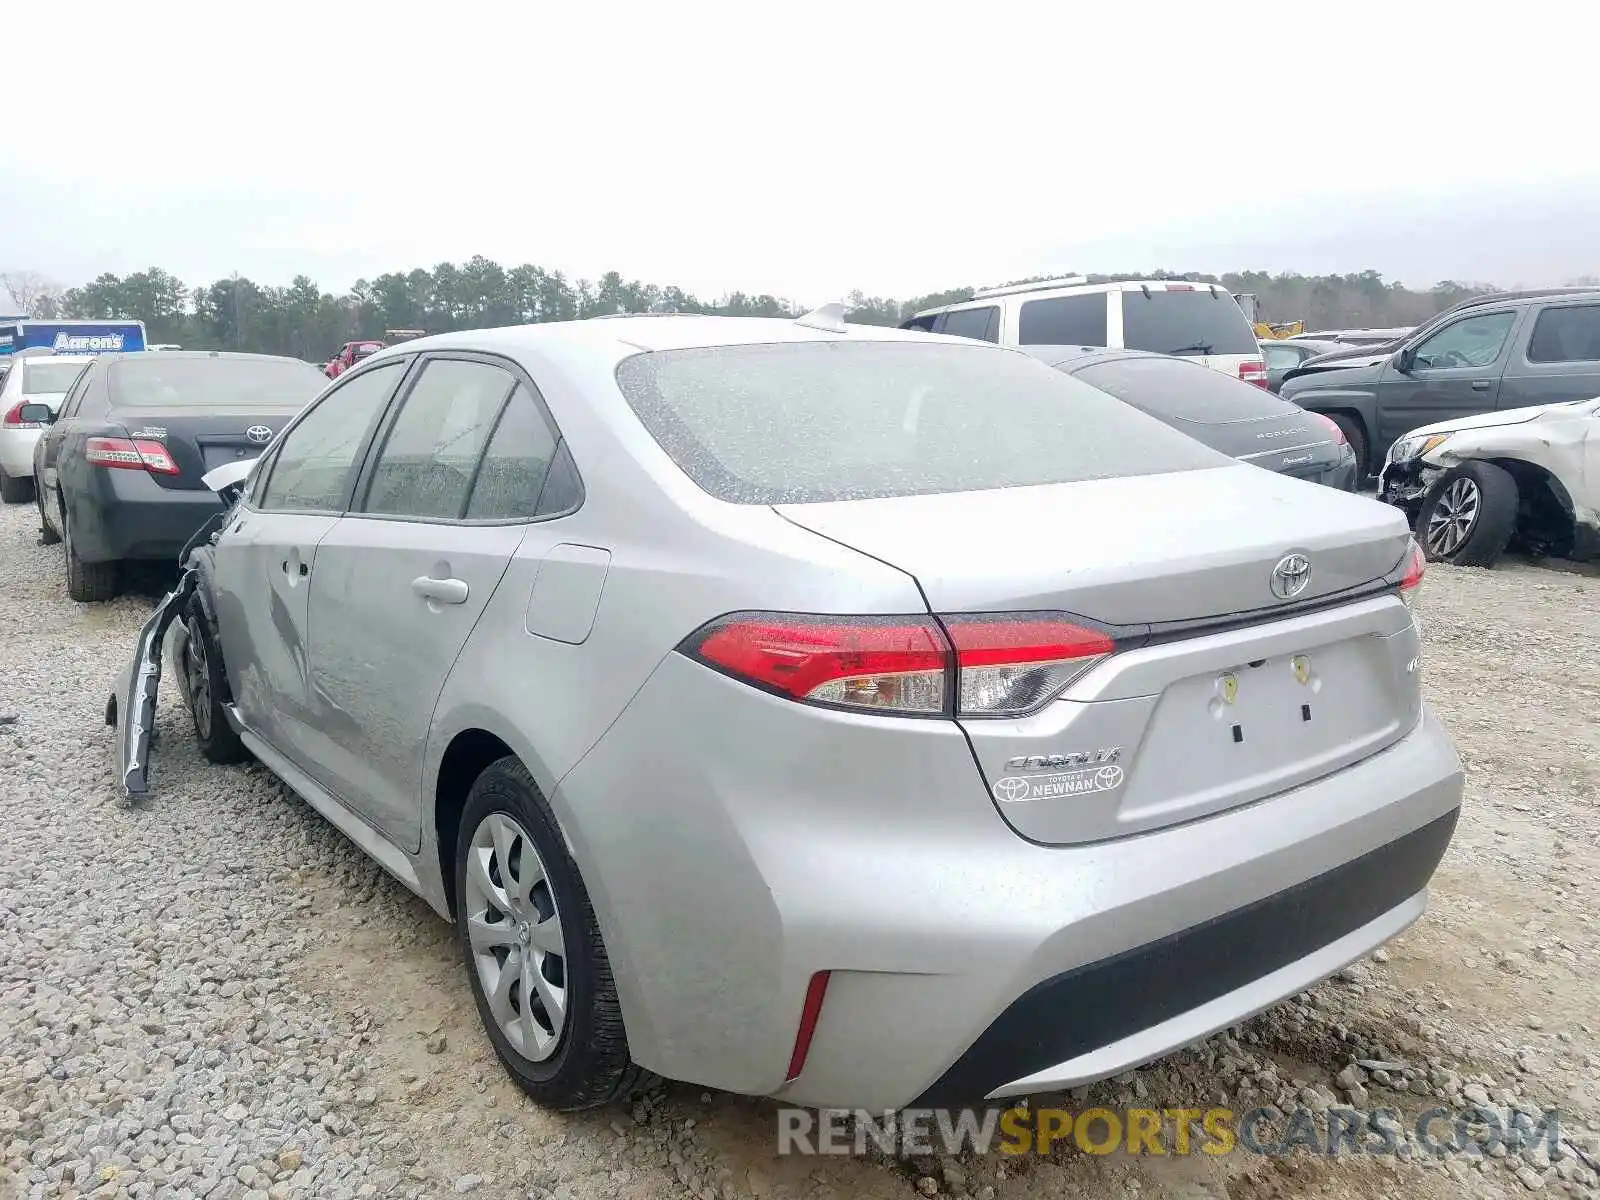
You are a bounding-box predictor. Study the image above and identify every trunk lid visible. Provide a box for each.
[775,463,1410,623]
[112,406,298,491]
[779,464,1422,847]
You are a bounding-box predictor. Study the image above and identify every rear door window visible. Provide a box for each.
[614,341,1225,505]
[1120,290,1259,356]
[937,306,999,342]
[360,358,517,520]
[1018,294,1109,346]
[1526,305,1600,363]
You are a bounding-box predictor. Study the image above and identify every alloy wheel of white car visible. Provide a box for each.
[1425,475,1481,557]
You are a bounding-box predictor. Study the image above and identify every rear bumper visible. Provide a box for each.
[555,648,1465,1112]
[70,473,224,564]
[0,427,40,477]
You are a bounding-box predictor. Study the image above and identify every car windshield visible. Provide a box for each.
[1120,291,1259,356]
[107,356,327,407]
[1071,356,1292,423]
[614,340,1227,505]
[22,360,88,394]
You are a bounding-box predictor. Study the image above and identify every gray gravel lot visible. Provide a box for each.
[1,497,1596,1200]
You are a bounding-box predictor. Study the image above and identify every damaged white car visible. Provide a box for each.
[1378,397,1600,567]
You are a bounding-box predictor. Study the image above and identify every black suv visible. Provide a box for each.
[1279,289,1600,478]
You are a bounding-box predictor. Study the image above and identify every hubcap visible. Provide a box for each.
[184,618,211,738]
[464,812,567,1061]
[1425,477,1481,557]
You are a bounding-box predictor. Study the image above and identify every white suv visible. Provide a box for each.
[902,276,1268,387]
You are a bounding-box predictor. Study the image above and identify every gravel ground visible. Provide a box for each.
[1,497,1596,1200]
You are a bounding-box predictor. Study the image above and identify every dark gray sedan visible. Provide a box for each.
[1023,346,1359,490]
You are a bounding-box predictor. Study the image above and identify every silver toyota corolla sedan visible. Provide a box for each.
[111,310,1463,1114]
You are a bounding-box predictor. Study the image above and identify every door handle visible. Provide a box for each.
[411,575,469,605]
[1471,381,1491,391]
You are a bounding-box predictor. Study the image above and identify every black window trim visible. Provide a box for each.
[1522,301,1600,366]
[249,355,417,517]
[345,349,584,528]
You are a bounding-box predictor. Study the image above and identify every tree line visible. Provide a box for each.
[1,261,1565,362]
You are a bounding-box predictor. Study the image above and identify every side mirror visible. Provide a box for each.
[1392,347,1415,373]
[17,403,53,424]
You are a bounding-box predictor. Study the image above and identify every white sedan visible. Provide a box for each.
[1377,397,1600,567]
[0,352,94,503]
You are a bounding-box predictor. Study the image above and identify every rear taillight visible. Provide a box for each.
[3,402,42,429]
[1310,412,1348,445]
[1237,360,1269,389]
[1399,537,1425,608]
[85,436,179,475]
[681,611,1116,718]
[942,615,1114,716]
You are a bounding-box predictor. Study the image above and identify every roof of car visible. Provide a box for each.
[97,350,322,366]
[912,279,1236,318]
[362,314,968,369]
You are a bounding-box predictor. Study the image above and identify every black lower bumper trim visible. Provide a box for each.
[912,808,1459,1107]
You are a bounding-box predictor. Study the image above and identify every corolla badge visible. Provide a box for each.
[1270,553,1312,600]
[244,425,274,444]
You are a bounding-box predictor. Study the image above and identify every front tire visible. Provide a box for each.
[181,602,249,764]
[0,468,33,504]
[1416,461,1519,567]
[62,510,120,602]
[455,757,643,1111]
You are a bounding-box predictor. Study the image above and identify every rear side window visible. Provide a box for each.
[1018,294,1108,346]
[614,341,1226,505]
[257,362,402,513]
[1072,356,1293,422]
[1526,305,1600,363]
[1120,291,1259,356]
[938,306,999,342]
[464,384,561,520]
[361,358,516,520]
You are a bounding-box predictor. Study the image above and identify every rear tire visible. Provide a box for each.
[1415,461,1519,568]
[62,510,120,603]
[0,468,33,504]
[455,757,646,1111]
[1325,413,1369,481]
[181,601,249,764]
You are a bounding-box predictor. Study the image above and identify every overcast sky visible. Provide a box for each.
[4,1,1598,305]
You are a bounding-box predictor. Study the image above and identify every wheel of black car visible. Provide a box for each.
[0,467,32,505]
[36,491,60,545]
[455,757,644,1111]
[181,602,249,764]
[1415,461,1519,568]
[62,509,120,603]
[1326,414,1369,481]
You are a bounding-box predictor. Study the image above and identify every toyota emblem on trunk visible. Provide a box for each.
[1270,553,1312,599]
[245,425,273,444]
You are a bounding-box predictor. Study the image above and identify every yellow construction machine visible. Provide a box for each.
[1235,294,1304,339]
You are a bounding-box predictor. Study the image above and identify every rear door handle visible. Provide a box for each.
[412,576,469,605]
[1471,380,1491,391]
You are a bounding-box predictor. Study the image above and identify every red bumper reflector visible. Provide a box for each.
[785,970,831,1082]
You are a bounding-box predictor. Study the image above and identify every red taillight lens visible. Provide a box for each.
[682,611,1117,718]
[1399,537,1425,607]
[85,436,179,475]
[1237,360,1269,389]
[3,402,42,429]
[1309,412,1348,445]
[941,615,1114,716]
[687,614,950,714]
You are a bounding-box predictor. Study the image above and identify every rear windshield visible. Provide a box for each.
[1071,355,1292,423]
[614,341,1227,504]
[1120,290,1258,356]
[22,359,88,395]
[107,356,327,408]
